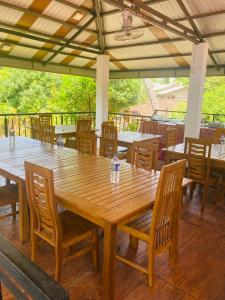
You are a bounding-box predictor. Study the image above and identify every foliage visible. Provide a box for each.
[173,77,225,122]
[0,68,145,114]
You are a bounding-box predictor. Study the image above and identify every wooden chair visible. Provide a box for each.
[77,132,97,155]
[103,121,114,126]
[184,137,222,212]
[39,114,52,126]
[30,117,41,140]
[133,141,159,171]
[165,128,178,147]
[25,161,99,281]
[0,183,18,221]
[139,120,157,134]
[116,160,186,287]
[212,128,225,144]
[100,124,118,158]
[77,119,92,133]
[41,125,55,144]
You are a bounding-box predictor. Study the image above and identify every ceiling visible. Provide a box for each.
[0,0,225,78]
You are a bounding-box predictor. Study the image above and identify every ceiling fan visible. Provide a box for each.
[114,9,144,41]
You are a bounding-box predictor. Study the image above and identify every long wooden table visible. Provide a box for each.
[0,137,190,300]
[164,143,225,169]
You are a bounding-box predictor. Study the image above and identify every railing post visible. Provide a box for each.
[60,114,64,125]
[4,116,8,137]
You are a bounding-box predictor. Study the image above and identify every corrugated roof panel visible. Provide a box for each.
[51,53,69,63]
[199,15,225,35]
[121,57,179,70]
[151,0,185,19]
[207,36,225,51]
[0,6,23,25]
[5,0,33,8]
[19,37,45,48]
[43,1,75,21]
[213,53,225,65]
[10,46,38,58]
[183,0,225,14]
[109,44,169,59]
[63,47,97,58]
[69,57,94,67]
[110,62,120,71]
[30,18,62,36]
[173,41,193,54]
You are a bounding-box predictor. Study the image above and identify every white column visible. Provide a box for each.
[96,54,109,132]
[184,43,208,138]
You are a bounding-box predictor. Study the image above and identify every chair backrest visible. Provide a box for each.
[25,161,62,245]
[77,132,97,155]
[39,114,52,126]
[150,159,186,251]
[100,124,118,158]
[103,121,114,126]
[213,128,225,144]
[30,117,41,140]
[165,128,177,147]
[41,125,55,144]
[139,120,157,134]
[133,141,158,171]
[184,137,211,184]
[76,119,92,133]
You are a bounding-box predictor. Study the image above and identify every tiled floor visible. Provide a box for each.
[1,188,225,300]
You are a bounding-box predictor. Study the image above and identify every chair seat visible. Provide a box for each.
[0,184,18,207]
[60,211,96,247]
[119,210,153,241]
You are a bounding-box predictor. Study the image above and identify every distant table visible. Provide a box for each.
[55,125,76,138]
[164,143,225,169]
[118,131,162,163]
[55,125,97,139]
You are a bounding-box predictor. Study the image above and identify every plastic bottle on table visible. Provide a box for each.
[57,135,64,153]
[9,126,15,145]
[110,155,120,183]
[220,134,225,145]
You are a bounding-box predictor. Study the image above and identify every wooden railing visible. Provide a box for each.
[0,110,224,138]
[0,235,69,300]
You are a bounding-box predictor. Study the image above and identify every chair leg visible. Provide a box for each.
[201,184,207,213]
[92,228,99,272]
[55,245,63,281]
[31,232,38,262]
[189,182,196,199]
[148,249,154,287]
[11,203,17,221]
[129,235,139,250]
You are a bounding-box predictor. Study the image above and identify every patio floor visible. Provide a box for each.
[1,190,225,300]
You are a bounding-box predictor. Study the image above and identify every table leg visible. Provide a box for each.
[18,181,29,242]
[126,145,134,164]
[103,222,117,300]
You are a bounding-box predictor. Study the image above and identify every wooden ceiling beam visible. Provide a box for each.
[103,0,199,43]
[0,25,101,55]
[94,0,106,52]
[0,37,96,61]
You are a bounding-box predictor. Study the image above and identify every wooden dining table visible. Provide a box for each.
[164,143,225,169]
[0,137,190,300]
